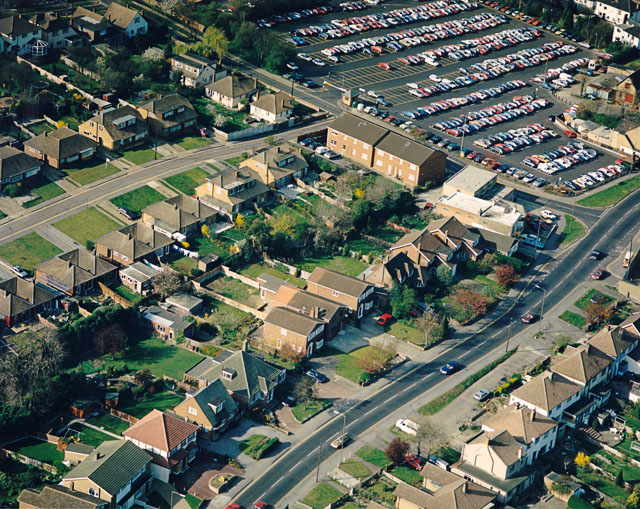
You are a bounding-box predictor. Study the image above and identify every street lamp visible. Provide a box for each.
[505,318,513,353]
[340,413,347,464]
[539,287,547,334]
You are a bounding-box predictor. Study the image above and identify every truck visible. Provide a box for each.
[624,251,634,268]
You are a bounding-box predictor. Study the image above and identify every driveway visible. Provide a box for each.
[174,457,243,501]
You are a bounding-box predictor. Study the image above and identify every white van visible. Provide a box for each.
[395,418,419,436]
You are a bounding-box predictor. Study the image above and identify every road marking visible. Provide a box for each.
[291,461,302,471]
[364,408,376,416]
[307,447,319,458]
[346,417,360,428]
[477,340,487,348]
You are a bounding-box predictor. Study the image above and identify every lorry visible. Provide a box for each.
[624,251,634,268]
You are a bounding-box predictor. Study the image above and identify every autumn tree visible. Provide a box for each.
[279,346,306,371]
[628,487,640,509]
[235,213,245,228]
[574,451,590,468]
[356,346,395,376]
[584,301,607,327]
[494,264,519,287]
[134,369,153,387]
[153,267,183,299]
[201,224,211,239]
[386,437,410,465]
[451,288,491,322]
[292,376,315,410]
[93,323,128,356]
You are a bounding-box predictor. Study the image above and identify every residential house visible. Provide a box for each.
[184,350,286,407]
[24,127,98,169]
[257,272,297,300]
[171,52,226,88]
[118,262,160,295]
[442,165,497,198]
[394,463,496,509]
[622,311,640,337]
[79,106,149,151]
[613,23,640,47]
[477,228,519,256]
[18,484,108,509]
[64,442,95,466]
[141,195,217,240]
[71,7,111,43]
[140,305,195,340]
[205,75,258,109]
[104,3,148,38]
[509,371,583,421]
[239,143,309,189]
[163,293,203,316]
[366,251,431,288]
[173,379,238,440]
[137,94,198,138]
[34,249,117,296]
[327,112,388,166]
[0,15,44,56]
[250,92,294,123]
[428,216,483,262]
[96,223,173,267]
[0,146,42,184]
[123,409,198,483]
[272,285,347,340]
[195,168,269,218]
[29,13,79,49]
[389,227,458,276]
[0,277,59,327]
[61,440,153,509]
[588,324,638,375]
[263,306,326,356]
[594,0,638,25]
[615,68,640,106]
[306,267,376,319]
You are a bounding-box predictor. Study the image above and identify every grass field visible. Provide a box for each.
[577,176,640,207]
[225,156,245,168]
[23,179,65,208]
[386,321,424,345]
[170,256,198,276]
[65,160,120,185]
[117,390,185,419]
[575,289,615,311]
[0,232,62,271]
[560,215,586,246]
[28,121,54,135]
[68,424,117,447]
[110,185,165,214]
[291,399,331,423]
[207,276,262,308]
[53,208,122,244]
[239,263,307,288]
[559,310,587,329]
[9,437,63,464]
[340,459,371,478]
[335,346,393,384]
[122,147,162,165]
[356,446,391,468]
[301,483,343,509]
[297,255,367,278]
[177,136,211,150]
[164,167,209,195]
[84,412,131,435]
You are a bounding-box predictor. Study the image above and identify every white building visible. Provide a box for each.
[104,2,148,38]
[593,0,639,25]
[250,91,294,123]
[613,23,640,46]
[171,51,227,88]
[0,15,44,56]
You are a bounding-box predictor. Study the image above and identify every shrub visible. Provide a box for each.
[190,268,204,277]
[4,183,19,197]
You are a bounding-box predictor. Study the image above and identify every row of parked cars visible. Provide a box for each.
[522,143,598,174]
[401,79,526,119]
[564,164,628,191]
[257,2,367,29]
[474,123,558,154]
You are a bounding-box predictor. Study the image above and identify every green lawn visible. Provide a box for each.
[184,493,203,509]
[65,160,120,185]
[301,482,343,509]
[297,255,367,278]
[112,284,144,305]
[386,321,424,345]
[577,176,640,207]
[177,136,212,150]
[560,215,586,246]
[117,390,185,419]
[559,311,587,329]
[576,471,628,504]
[122,147,162,165]
[391,465,422,486]
[170,256,198,276]
[575,289,615,311]
[239,263,307,288]
[207,276,262,308]
[193,235,235,260]
[28,121,54,136]
[53,208,122,244]
[23,178,65,208]
[356,446,391,468]
[84,412,131,435]
[225,156,245,168]
[110,185,165,214]
[68,424,117,447]
[239,434,279,460]
[9,437,63,464]
[335,346,393,384]
[0,232,62,271]
[164,167,210,195]
[291,399,331,423]
[369,227,402,243]
[340,459,371,478]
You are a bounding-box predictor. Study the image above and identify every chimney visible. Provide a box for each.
[254,77,258,88]
[280,98,285,109]
[43,131,47,137]
[518,448,523,460]
[255,90,260,101]
[92,450,102,461]
[242,339,249,351]
[530,408,536,422]
[462,482,467,494]
[311,306,319,319]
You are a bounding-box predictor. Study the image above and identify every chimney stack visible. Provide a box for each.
[530,408,536,422]
[242,339,249,351]
[254,77,258,88]
[518,448,523,460]
[462,482,467,494]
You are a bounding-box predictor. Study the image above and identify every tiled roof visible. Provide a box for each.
[24,127,97,160]
[0,277,58,319]
[123,409,198,453]
[251,92,293,116]
[376,131,439,166]
[138,94,197,130]
[307,267,371,299]
[243,143,308,183]
[551,344,612,384]
[588,325,638,358]
[18,485,106,509]
[96,223,173,261]
[265,306,324,337]
[257,273,297,293]
[35,249,116,291]
[104,2,141,30]
[622,311,640,336]
[0,15,40,36]
[141,305,192,332]
[142,195,216,232]
[484,405,557,445]
[429,216,480,247]
[392,227,453,264]
[329,113,388,146]
[510,371,582,413]
[71,7,111,31]
[206,75,258,98]
[0,146,41,181]
[87,106,148,143]
[466,430,523,467]
[174,379,237,430]
[275,286,346,324]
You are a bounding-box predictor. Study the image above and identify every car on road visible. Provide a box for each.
[226,504,242,509]
[302,79,319,88]
[521,311,538,323]
[540,209,557,220]
[395,418,419,436]
[440,361,461,375]
[330,433,348,449]
[11,265,28,278]
[473,389,491,401]
[377,313,393,325]
[592,269,606,280]
[282,396,296,407]
[252,503,268,509]
[589,250,602,260]
[405,454,426,471]
[305,369,329,383]
[118,207,137,220]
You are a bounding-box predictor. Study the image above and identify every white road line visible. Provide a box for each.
[307,447,318,458]
[257,492,266,502]
[291,461,302,471]
[346,417,360,428]
[364,408,376,416]
[410,380,421,388]
[477,340,487,348]
[383,397,394,404]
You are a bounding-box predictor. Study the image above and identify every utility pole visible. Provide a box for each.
[315,442,323,482]
[505,318,513,353]
[539,288,546,334]
[340,413,347,464]
[459,116,468,158]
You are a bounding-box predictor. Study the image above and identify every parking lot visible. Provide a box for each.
[271,0,623,187]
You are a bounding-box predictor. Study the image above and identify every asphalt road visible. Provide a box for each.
[234,186,640,507]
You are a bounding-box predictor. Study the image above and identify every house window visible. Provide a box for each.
[89,488,97,497]
[99,125,103,131]
[280,328,288,336]
[188,406,197,416]
[332,290,339,297]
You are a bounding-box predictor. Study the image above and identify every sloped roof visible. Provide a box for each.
[475,228,518,254]
[142,195,216,232]
[257,273,297,293]
[24,127,97,160]
[120,261,160,283]
[35,249,116,291]
[87,106,148,143]
[123,409,198,453]
[104,2,141,30]
[251,92,293,116]
[243,143,308,182]
[307,267,371,299]
[141,305,192,332]
[71,7,111,31]
[329,113,388,146]
[392,227,453,264]
[0,276,57,320]
[429,216,480,248]
[466,430,523,467]
[484,405,557,445]
[0,146,41,181]
[138,94,197,130]
[64,440,151,496]
[96,223,173,261]
[265,306,324,337]
[172,51,215,69]
[551,344,612,384]
[621,311,640,336]
[275,286,346,324]
[588,325,638,358]
[18,485,106,509]
[0,15,40,36]
[376,131,440,166]
[174,379,237,430]
[510,371,582,413]
[206,75,258,98]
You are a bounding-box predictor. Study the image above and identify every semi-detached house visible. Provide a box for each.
[96,223,173,267]
[24,127,98,169]
[0,15,44,55]
[137,94,198,138]
[79,106,149,151]
[0,146,41,184]
[306,267,376,320]
[263,306,326,357]
[171,52,226,88]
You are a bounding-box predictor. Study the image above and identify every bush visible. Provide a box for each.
[190,268,204,277]
[4,183,19,197]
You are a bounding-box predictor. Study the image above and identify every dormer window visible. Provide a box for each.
[222,368,236,380]
[177,106,185,113]
[208,401,224,413]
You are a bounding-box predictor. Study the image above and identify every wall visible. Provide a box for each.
[98,282,133,308]
[213,122,275,141]
[109,407,139,424]
[618,280,640,303]
[16,56,95,101]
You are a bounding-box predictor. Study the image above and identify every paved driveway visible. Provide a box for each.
[174,458,243,501]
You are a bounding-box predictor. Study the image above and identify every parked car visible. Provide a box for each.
[440,361,460,375]
[330,433,348,449]
[395,418,419,436]
[473,389,491,401]
[305,369,329,383]
[282,396,296,407]
[10,265,28,278]
[540,209,557,220]
[521,311,538,323]
[252,503,269,509]
[286,62,299,71]
[564,129,577,138]
[226,504,242,509]
[405,454,426,470]
[591,269,605,280]
[118,207,137,220]
[377,313,393,325]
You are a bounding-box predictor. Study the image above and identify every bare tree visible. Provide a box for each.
[356,346,394,375]
[411,417,445,457]
[415,309,440,344]
[153,268,183,299]
[292,376,315,409]
[214,113,227,128]
[365,177,396,203]
[158,0,181,14]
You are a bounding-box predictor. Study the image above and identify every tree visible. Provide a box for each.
[134,369,153,387]
[279,346,306,370]
[214,113,226,128]
[365,178,396,203]
[436,264,453,286]
[495,264,519,287]
[415,309,447,346]
[554,333,573,351]
[158,0,181,14]
[153,268,182,299]
[574,451,590,468]
[335,175,354,200]
[292,376,314,410]
[386,437,410,465]
[235,213,245,228]
[192,26,229,62]
[628,489,640,509]
[85,240,95,252]
[451,288,491,322]
[617,469,625,487]
[584,301,607,327]
[410,418,444,457]
[201,224,211,239]
[388,284,416,319]
[93,323,128,356]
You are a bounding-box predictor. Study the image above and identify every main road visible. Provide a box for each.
[234,190,640,506]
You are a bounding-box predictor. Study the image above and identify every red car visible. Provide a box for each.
[252,503,269,509]
[592,269,605,280]
[226,505,242,509]
[564,130,577,138]
[377,62,392,70]
[405,454,426,470]
[377,313,393,325]
[521,312,538,324]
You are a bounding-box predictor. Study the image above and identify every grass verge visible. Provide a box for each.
[291,399,331,423]
[239,434,279,460]
[53,207,122,244]
[110,185,165,214]
[164,167,209,195]
[122,147,162,165]
[0,232,62,272]
[559,311,587,329]
[560,215,586,246]
[356,446,391,468]
[577,176,640,207]
[301,482,343,509]
[65,160,119,185]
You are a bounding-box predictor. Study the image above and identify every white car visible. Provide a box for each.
[429,74,441,82]
[286,62,299,71]
[298,53,312,61]
[312,58,326,67]
[395,418,419,436]
[330,433,348,449]
[473,389,491,401]
[11,265,28,278]
[315,146,330,155]
[407,82,420,89]
[540,209,557,220]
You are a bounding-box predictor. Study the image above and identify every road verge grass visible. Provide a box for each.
[577,176,640,207]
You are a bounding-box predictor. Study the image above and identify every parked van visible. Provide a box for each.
[624,251,634,268]
[395,418,419,436]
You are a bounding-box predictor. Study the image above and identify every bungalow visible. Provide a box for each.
[137,94,198,138]
[24,127,98,169]
[61,440,153,508]
[71,7,111,43]
[306,267,376,320]
[78,106,149,151]
[205,75,258,109]
[96,223,173,267]
[263,306,326,356]
[140,305,195,340]
[184,350,285,407]
[104,2,148,39]
[34,249,117,296]
[141,195,217,239]
[123,409,198,483]
[250,92,294,124]
[171,52,226,88]
[239,143,309,189]
[0,146,42,184]
[0,277,59,327]
[172,379,238,440]
[0,15,44,56]
[18,485,108,509]
[118,262,160,295]
[194,168,269,218]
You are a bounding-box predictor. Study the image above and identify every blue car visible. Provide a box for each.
[440,361,461,375]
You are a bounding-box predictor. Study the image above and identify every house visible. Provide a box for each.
[171,51,226,88]
[118,262,160,295]
[123,409,198,483]
[140,305,195,340]
[137,94,198,138]
[250,92,294,123]
[164,293,203,316]
[0,146,42,184]
[263,306,326,356]
[71,7,111,43]
[141,195,217,239]
[509,371,583,420]
[96,223,173,267]
[24,127,98,169]
[594,0,638,25]
[0,277,59,327]
[184,350,286,407]
[239,143,309,189]
[366,251,431,288]
[615,69,640,106]
[613,23,640,47]
[257,272,297,300]
[173,379,238,440]
[389,228,458,275]
[195,168,270,218]
[428,216,483,262]
[0,15,44,56]
[588,324,638,374]
[272,285,347,339]
[477,229,519,256]
[394,463,496,509]
[79,106,149,151]
[34,249,117,296]
[306,267,376,319]
[65,442,95,466]
[18,484,108,509]
[104,2,148,38]
[205,75,258,109]
[29,13,79,49]
[327,113,388,166]
[442,165,497,198]
[621,311,640,337]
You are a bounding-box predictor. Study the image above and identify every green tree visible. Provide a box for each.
[191,26,229,62]
[389,284,416,319]
[436,264,453,286]
[617,469,625,487]
[628,489,640,509]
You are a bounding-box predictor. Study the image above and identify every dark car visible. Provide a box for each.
[521,312,538,324]
[305,369,329,383]
[299,138,314,147]
[282,396,296,407]
[590,293,608,305]
[440,361,461,375]
[405,454,426,470]
[589,250,602,260]
[302,79,319,88]
[117,207,137,220]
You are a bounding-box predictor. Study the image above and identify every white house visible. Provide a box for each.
[594,0,639,25]
[0,15,44,56]
[171,51,227,88]
[104,2,148,38]
[250,91,294,123]
[205,75,259,109]
[613,23,640,47]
